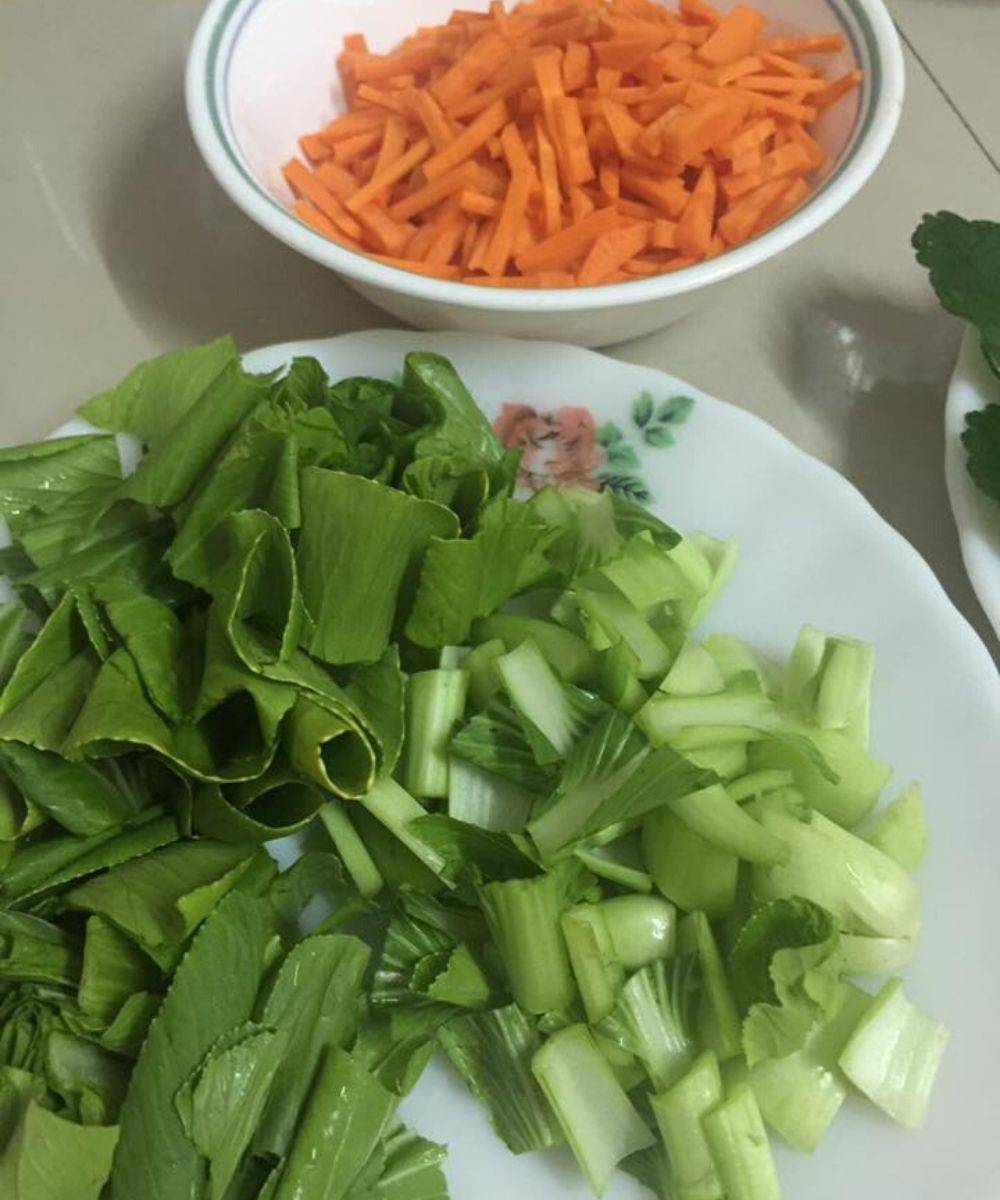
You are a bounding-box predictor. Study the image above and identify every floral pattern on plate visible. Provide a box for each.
[493,390,694,503]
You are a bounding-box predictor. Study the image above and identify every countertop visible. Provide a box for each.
[2,0,998,659]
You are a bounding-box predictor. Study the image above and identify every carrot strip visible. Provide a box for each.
[343,33,369,53]
[299,134,333,163]
[620,168,688,216]
[717,177,790,244]
[459,188,502,216]
[735,74,829,93]
[744,93,817,121]
[346,136,432,212]
[757,34,846,56]
[467,217,498,271]
[410,89,456,151]
[711,55,763,86]
[283,159,364,240]
[660,97,747,162]
[333,129,383,165]
[355,204,415,253]
[294,199,365,250]
[679,0,720,24]
[812,69,863,109]
[675,161,716,256]
[721,142,811,199]
[759,50,816,78]
[425,210,469,265]
[432,32,509,107]
[569,185,595,221]
[373,254,462,278]
[370,115,408,183]
[719,115,775,158]
[755,174,810,231]
[422,99,509,178]
[600,98,643,158]
[596,66,622,94]
[658,42,710,82]
[554,96,595,183]
[353,44,442,83]
[783,121,826,169]
[730,145,764,174]
[319,109,387,145]
[516,205,620,271]
[594,34,670,72]
[697,5,766,66]
[534,117,563,235]
[481,126,535,274]
[563,41,592,91]
[651,218,678,249]
[355,84,413,116]
[599,157,621,200]
[577,222,650,284]
[388,163,476,220]
[315,160,359,200]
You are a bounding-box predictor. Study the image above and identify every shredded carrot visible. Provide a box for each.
[577,222,651,284]
[697,5,766,66]
[285,4,863,286]
[675,161,716,255]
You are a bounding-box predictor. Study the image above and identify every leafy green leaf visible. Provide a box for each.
[451,704,556,793]
[297,467,459,665]
[437,1002,564,1154]
[411,814,540,884]
[729,898,837,1011]
[175,1022,286,1200]
[346,1123,449,1200]
[108,892,278,1200]
[78,916,162,1023]
[0,1099,118,1200]
[253,934,371,1160]
[963,403,1000,502]
[0,435,122,523]
[0,742,138,837]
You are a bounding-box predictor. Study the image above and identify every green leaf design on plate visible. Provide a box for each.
[604,443,642,470]
[597,472,652,505]
[595,422,624,447]
[657,395,695,425]
[632,393,654,429]
[643,427,676,449]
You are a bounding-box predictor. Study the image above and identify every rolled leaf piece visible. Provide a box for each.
[283,694,377,800]
[192,767,323,845]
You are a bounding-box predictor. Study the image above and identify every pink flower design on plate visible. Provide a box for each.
[493,403,601,494]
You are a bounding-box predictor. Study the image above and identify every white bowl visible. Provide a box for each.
[186,0,904,348]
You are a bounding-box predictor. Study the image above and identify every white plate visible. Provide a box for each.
[48,331,1000,1200]
[945,326,1000,639]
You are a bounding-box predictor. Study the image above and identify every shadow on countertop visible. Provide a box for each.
[90,78,397,350]
[782,286,999,658]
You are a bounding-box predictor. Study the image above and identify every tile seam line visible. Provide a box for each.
[894,19,1000,177]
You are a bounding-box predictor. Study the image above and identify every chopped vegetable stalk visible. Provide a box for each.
[643,808,739,917]
[598,894,677,969]
[575,588,674,679]
[862,782,928,871]
[495,639,587,758]
[726,770,794,802]
[638,687,780,745]
[318,799,384,898]
[404,668,469,798]
[447,757,534,834]
[532,1024,655,1195]
[679,912,742,1061]
[748,727,890,827]
[561,904,624,1024]
[660,641,726,696]
[752,792,921,939]
[703,634,767,690]
[473,615,599,685]
[835,934,915,976]
[667,784,788,865]
[480,874,575,1014]
[650,1051,725,1200]
[436,1003,564,1154]
[702,1082,781,1200]
[684,742,749,780]
[575,833,652,893]
[462,638,506,710]
[675,536,739,628]
[360,778,449,879]
[598,640,648,715]
[785,626,874,746]
[748,980,870,1153]
[598,957,698,1090]
[838,978,949,1129]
